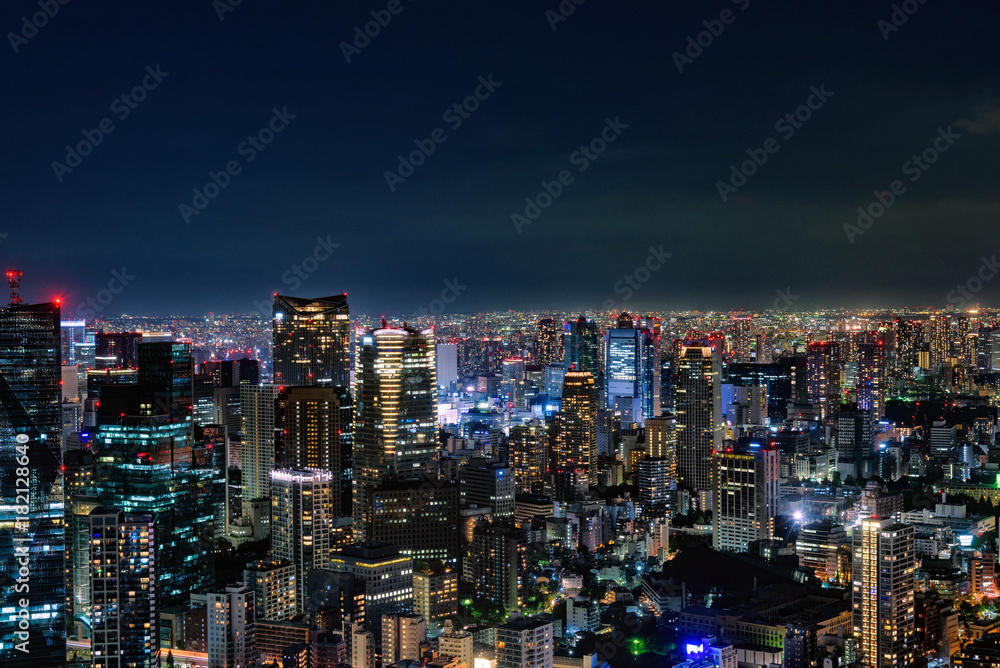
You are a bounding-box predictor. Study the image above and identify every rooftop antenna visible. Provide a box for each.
[6,270,22,306]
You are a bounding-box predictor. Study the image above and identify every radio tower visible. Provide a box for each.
[6,270,22,306]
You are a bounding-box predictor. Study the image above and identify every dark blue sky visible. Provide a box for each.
[3,0,999,316]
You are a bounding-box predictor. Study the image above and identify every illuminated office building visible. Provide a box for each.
[646,413,677,479]
[556,370,597,486]
[711,447,779,552]
[89,509,159,668]
[0,301,65,666]
[807,341,842,420]
[603,313,660,423]
[510,422,547,494]
[272,294,351,386]
[240,383,280,517]
[460,458,515,522]
[353,324,437,538]
[270,468,334,614]
[563,316,601,379]
[731,314,754,363]
[891,319,922,381]
[366,478,460,564]
[279,385,353,517]
[675,345,722,491]
[855,333,886,419]
[536,318,560,367]
[472,523,523,615]
[852,518,915,668]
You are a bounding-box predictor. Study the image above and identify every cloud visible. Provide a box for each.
[957,101,1000,135]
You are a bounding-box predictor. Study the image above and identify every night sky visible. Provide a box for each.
[3,0,999,316]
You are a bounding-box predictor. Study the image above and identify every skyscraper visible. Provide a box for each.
[675,345,722,491]
[278,385,353,517]
[536,318,559,367]
[807,341,842,420]
[460,458,515,522]
[353,324,437,536]
[563,316,601,379]
[272,293,351,386]
[645,413,677,479]
[96,343,214,608]
[472,523,523,615]
[603,313,660,423]
[510,422,547,494]
[711,448,779,552]
[366,477,461,564]
[90,509,158,668]
[0,301,65,666]
[240,383,280,517]
[556,370,597,485]
[852,518,915,668]
[856,333,887,420]
[270,468,334,614]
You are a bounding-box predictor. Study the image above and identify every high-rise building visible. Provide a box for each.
[366,478,460,564]
[796,521,848,584]
[381,613,426,664]
[243,559,296,621]
[460,458,515,522]
[603,314,660,423]
[472,523,523,614]
[353,324,437,537]
[856,333,887,419]
[438,626,473,667]
[536,318,560,367]
[731,314,754,363]
[891,319,922,381]
[436,342,459,391]
[807,341,842,419]
[240,383,280,517]
[510,422,547,494]
[837,405,875,474]
[270,468,333,614]
[90,509,159,668]
[94,331,141,370]
[646,413,677,481]
[563,316,601,379]
[711,448,779,552]
[207,583,256,668]
[0,301,65,666]
[638,458,673,517]
[95,342,214,608]
[852,518,915,668]
[272,293,351,387]
[329,543,413,653]
[496,618,554,668]
[675,345,722,491]
[556,370,597,485]
[278,385,353,517]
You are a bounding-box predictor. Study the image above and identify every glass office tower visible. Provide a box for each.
[0,302,65,665]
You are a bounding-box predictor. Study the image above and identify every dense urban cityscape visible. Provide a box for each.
[4,291,1000,668]
[4,1,999,667]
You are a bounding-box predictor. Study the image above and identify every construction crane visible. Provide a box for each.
[6,269,22,306]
